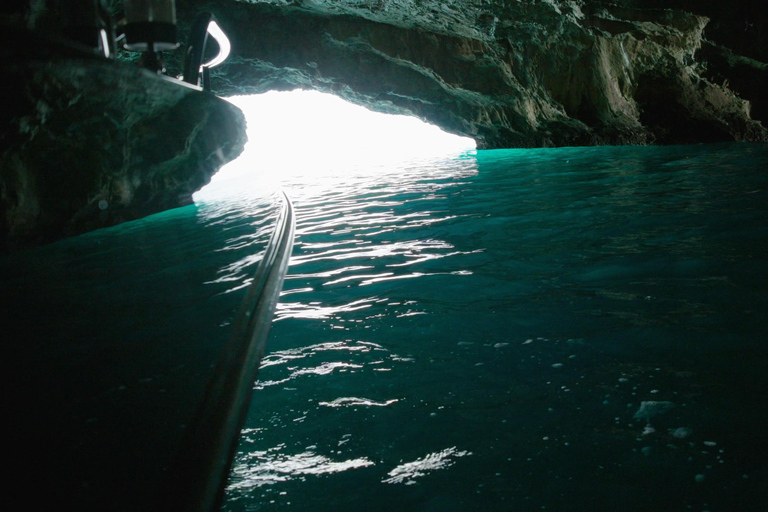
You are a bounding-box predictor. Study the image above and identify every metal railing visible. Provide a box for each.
[158,191,295,512]
[182,12,232,92]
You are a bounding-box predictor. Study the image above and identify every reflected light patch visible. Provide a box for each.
[228,450,375,490]
[319,397,399,408]
[382,447,472,485]
[194,90,476,199]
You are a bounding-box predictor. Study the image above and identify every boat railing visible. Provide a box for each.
[182,12,232,92]
[158,190,296,511]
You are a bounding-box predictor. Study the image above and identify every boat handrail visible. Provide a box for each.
[158,190,296,511]
[182,12,232,92]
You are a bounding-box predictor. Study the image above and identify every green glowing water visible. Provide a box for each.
[223,143,768,511]
[3,142,767,511]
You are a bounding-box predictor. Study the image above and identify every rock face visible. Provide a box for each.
[177,0,767,148]
[2,0,767,249]
[0,27,246,253]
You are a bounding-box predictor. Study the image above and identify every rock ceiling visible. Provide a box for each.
[178,0,767,148]
[1,0,766,250]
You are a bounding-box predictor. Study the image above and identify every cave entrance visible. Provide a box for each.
[196,90,475,197]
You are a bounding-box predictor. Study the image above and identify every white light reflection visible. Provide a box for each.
[273,297,376,321]
[228,450,375,490]
[319,397,399,408]
[259,341,388,370]
[255,341,400,389]
[202,21,231,69]
[382,447,472,485]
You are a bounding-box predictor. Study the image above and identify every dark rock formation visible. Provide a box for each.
[0,26,246,253]
[2,0,767,250]
[615,0,767,63]
[176,0,766,148]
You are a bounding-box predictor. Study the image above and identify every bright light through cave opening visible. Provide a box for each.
[194,90,475,199]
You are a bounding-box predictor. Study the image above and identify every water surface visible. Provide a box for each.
[221,143,768,512]
[4,142,767,511]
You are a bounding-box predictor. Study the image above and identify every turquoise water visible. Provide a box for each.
[4,143,767,510]
[221,143,768,511]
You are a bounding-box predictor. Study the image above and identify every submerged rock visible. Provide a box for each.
[633,400,675,423]
[671,426,694,439]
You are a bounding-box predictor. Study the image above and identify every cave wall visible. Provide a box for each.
[175,0,766,148]
[0,24,246,253]
[1,0,767,250]
[6,0,767,151]
[610,0,767,63]
[593,0,768,124]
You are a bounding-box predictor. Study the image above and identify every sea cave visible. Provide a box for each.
[2,1,767,511]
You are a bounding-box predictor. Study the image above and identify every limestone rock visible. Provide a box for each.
[174,0,766,148]
[2,0,767,251]
[697,41,768,125]
[0,28,246,253]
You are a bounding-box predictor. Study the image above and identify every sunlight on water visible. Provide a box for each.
[229,449,375,490]
[382,447,472,485]
[216,142,768,512]
[7,135,765,511]
[193,90,475,201]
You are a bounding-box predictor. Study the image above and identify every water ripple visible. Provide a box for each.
[254,340,403,390]
[319,397,399,408]
[216,144,768,511]
[382,447,472,485]
[274,297,377,320]
[229,449,375,490]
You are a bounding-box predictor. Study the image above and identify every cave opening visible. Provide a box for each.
[194,90,475,200]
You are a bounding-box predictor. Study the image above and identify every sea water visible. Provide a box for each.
[219,143,768,512]
[4,143,767,511]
